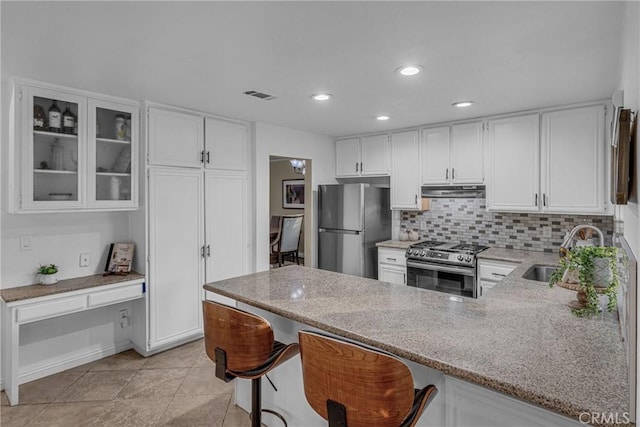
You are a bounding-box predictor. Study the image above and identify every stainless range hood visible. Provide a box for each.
[421,185,485,198]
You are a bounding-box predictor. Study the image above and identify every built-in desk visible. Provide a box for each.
[1,272,145,406]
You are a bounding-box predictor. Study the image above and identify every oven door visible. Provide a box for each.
[407,260,477,298]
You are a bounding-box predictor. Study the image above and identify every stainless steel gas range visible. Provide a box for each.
[405,240,488,298]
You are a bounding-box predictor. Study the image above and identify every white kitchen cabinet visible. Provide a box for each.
[335,138,360,177]
[147,167,204,348]
[204,117,248,171]
[335,135,390,177]
[477,259,517,296]
[204,170,249,282]
[10,79,140,212]
[378,247,407,285]
[147,107,204,168]
[421,122,483,186]
[445,377,581,427]
[541,105,606,214]
[486,114,540,212]
[391,130,421,210]
[451,122,484,184]
[88,99,139,209]
[486,106,607,214]
[141,105,251,352]
[421,126,450,184]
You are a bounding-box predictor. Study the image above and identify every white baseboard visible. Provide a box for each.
[1,339,133,388]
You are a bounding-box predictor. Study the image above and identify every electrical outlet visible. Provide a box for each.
[420,221,426,230]
[119,309,129,328]
[543,226,552,238]
[79,253,90,267]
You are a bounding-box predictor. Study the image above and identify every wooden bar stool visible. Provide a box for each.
[298,330,438,427]
[203,300,299,427]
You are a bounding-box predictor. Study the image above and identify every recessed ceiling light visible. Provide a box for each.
[376,115,390,121]
[453,101,474,108]
[311,93,333,101]
[397,65,422,76]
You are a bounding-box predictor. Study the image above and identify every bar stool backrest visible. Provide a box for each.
[299,330,415,427]
[203,300,275,372]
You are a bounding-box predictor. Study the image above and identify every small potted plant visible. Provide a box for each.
[549,246,618,317]
[37,264,59,285]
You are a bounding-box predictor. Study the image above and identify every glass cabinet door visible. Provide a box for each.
[22,86,86,209]
[88,99,138,208]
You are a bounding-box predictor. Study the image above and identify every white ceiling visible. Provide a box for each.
[2,1,624,138]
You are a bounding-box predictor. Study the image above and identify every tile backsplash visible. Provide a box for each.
[401,198,614,252]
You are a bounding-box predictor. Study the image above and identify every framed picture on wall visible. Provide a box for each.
[283,179,305,209]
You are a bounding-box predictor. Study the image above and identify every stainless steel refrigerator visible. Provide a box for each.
[318,184,391,279]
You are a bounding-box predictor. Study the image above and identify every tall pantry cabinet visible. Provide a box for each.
[134,104,250,353]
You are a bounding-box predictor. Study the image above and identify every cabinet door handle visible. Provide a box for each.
[386,257,397,262]
[200,151,205,164]
[491,272,506,277]
[206,151,211,164]
[543,193,547,207]
[415,194,418,204]
[201,245,206,258]
[535,193,538,206]
[452,168,455,180]
[403,273,406,284]
[446,168,449,180]
[360,162,363,172]
[206,245,211,257]
[355,162,359,172]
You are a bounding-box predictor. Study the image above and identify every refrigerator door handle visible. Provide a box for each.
[319,228,361,235]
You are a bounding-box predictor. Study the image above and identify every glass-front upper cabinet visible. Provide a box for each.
[88,99,138,209]
[12,80,139,212]
[21,86,86,209]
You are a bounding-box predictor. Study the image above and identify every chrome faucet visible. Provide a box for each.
[560,224,605,250]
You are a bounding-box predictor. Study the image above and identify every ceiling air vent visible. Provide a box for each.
[243,90,277,101]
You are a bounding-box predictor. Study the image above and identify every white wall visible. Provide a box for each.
[617,1,640,420]
[618,1,640,257]
[255,122,335,271]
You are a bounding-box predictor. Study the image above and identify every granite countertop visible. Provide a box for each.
[203,260,629,423]
[376,239,422,249]
[1,271,145,303]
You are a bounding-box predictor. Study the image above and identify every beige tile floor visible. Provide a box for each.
[0,339,256,427]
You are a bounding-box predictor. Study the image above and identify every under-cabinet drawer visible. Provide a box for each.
[88,283,143,308]
[478,259,518,281]
[378,247,407,266]
[17,296,87,324]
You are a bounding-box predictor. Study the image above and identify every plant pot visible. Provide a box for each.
[39,273,58,285]
[593,257,613,288]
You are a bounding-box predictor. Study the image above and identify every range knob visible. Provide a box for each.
[457,255,464,261]
[407,250,414,256]
[420,250,427,257]
[465,256,472,262]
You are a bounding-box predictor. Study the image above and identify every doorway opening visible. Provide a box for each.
[269,156,312,267]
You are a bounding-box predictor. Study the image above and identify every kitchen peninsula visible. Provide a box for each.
[204,263,630,426]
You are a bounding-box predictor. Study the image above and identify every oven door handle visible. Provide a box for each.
[407,261,475,277]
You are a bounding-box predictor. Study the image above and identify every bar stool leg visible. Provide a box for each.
[251,377,262,427]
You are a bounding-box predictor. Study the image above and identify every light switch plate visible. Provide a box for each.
[20,236,32,251]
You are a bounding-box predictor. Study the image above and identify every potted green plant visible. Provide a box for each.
[37,264,59,285]
[549,246,618,317]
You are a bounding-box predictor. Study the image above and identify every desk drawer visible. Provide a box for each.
[88,283,143,308]
[17,296,87,324]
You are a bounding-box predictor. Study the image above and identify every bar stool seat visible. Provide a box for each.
[298,330,438,427]
[203,300,299,427]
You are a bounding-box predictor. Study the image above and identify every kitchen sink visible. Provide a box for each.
[522,265,557,282]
